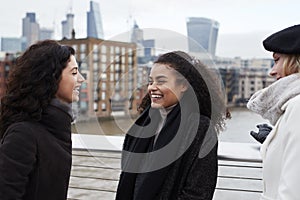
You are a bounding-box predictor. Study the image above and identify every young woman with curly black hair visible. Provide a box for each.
[0,40,85,200]
[116,51,230,200]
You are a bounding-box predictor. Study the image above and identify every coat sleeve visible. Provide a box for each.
[277,99,300,200]
[178,142,218,200]
[174,115,218,200]
[0,123,37,199]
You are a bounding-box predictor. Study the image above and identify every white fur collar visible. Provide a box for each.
[247,73,300,125]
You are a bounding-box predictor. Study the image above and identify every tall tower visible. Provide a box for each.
[22,12,40,49]
[186,17,219,56]
[87,1,104,39]
[62,13,74,39]
[131,21,144,44]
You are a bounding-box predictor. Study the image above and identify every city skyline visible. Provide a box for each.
[1,0,300,58]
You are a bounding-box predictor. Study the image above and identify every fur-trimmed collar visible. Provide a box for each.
[247,73,300,125]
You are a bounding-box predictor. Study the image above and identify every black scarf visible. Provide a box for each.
[116,96,204,200]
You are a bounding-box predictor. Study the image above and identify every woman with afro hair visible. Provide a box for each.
[116,51,230,200]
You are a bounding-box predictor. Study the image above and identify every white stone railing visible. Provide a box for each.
[68,134,262,200]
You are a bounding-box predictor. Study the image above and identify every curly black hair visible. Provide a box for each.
[138,51,230,133]
[0,40,75,138]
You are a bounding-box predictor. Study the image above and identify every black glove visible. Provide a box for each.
[250,123,272,144]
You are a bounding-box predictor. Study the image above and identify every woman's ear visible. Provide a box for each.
[180,81,188,93]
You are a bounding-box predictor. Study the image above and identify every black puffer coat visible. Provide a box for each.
[0,99,73,200]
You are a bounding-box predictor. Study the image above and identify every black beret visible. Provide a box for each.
[263,24,300,54]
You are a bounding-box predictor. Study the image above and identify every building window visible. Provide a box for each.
[115,46,120,54]
[93,44,99,53]
[93,73,98,83]
[80,44,86,52]
[81,82,87,89]
[101,103,106,111]
[80,53,85,61]
[101,92,106,100]
[110,55,115,64]
[93,53,98,61]
[80,93,87,98]
[94,102,98,111]
[128,48,132,56]
[101,45,106,53]
[101,54,106,63]
[128,56,132,64]
[101,63,107,72]
[102,83,106,90]
[80,102,88,109]
[101,73,107,81]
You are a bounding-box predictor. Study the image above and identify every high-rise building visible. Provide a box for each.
[61,13,74,39]
[130,21,156,64]
[40,28,54,40]
[1,37,22,53]
[186,17,219,56]
[87,1,104,39]
[131,21,144,44]
[22,12,40,49]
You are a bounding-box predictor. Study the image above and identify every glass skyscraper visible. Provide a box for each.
[22,12,40,49]
[87,1,104,39]
[186,17,219,56]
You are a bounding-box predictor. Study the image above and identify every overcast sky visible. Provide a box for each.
[1,0,300,58]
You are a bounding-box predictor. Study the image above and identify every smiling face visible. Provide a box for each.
[148,63,187,109]
[56,55,85,103]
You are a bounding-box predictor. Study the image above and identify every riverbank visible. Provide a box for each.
[72,106,268,143]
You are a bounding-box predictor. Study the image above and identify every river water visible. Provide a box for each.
[218,107,269,143]
[72,106,269,144]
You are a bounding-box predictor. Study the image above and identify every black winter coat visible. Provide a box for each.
[0,99,73,200]
[116,102,218,200]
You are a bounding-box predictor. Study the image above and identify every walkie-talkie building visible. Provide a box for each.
[186,17,219,56]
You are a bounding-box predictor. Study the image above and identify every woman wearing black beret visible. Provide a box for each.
[247,24,300,200]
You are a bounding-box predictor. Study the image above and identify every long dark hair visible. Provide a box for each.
[138,51,230,133]
[0,40,75,138]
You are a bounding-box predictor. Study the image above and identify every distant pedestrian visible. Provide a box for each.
[0,40,85,200]
[247,24,300,200]
[116,51,230,200]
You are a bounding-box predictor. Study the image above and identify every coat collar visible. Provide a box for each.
[39,98,73,142]
[247,73,300,125]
